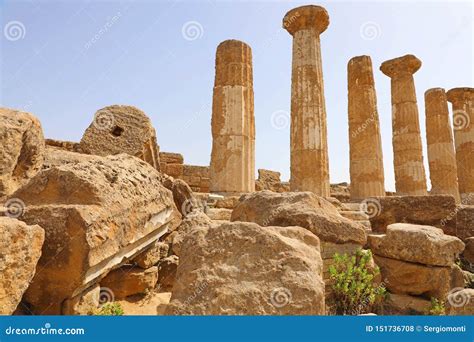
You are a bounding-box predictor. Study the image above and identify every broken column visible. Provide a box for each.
[447,87,474,203]
[347,56,385,200]
[209,40,255,193]
[424,88,460,202]
[283,5,330,196]
[80,105,161,171]
[380,55,427,195]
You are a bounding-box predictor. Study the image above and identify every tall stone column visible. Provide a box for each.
[348,55,385,200]
[447,87,474,203]
[424,88,460,202]
[380,54,427,195]
[209,40,255,193]
[283,5,330,196]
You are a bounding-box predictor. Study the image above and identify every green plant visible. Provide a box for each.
[91,302,124,316]
[328,249,386,315]
[426,298,445,315]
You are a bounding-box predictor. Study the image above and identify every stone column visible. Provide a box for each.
[283,5,330,196]
[347,55,385,200]
[424,88,460,202]
[209,40,255,193]
[447,87,474,203]
[380,54,427,195]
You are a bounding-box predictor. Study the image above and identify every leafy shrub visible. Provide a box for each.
[329,249,386,315]
[91,302,124,316]
[426,298,445,315]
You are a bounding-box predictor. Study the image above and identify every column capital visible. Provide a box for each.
[446,87,474,104]
[380,54,421,78]
[283,5,329,36]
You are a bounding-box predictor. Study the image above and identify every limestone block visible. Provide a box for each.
[100,266,158,299]
[0,217,44,315]
[368,195,457,236]
[368,223,464,266]
[166,222,325,315]
[0,108,45,198]
[10,154,178,314]
[374,255,464,299]
[231,191,366,245]
[62,284,100,315]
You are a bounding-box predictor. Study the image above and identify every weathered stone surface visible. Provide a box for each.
[180,165,210,193]
[209,40,255,193]
[0,108,45,199]
[330,183,350,203]
[170,211,213,257]
[231,191,366,245]
[368,223,464,266]
[133,241,169,269]
[215,196,240,209]
[159,152,184,165]
[10,154,178,314]
[255,169,289,193]
[101,266,158,299]
[283,5,330,196]
[42,146,97,169]
[456,205,474,240]
[373,255,464,299]
[159,152,184,178]
[424,88,460,202]
[171,179,194,216]
[382,293,430,315]
[206,208,232,221]
[62,284,99,315]
[45,139,82,153]
[380,55,427,195]
[446,289,474,315]
[80,105,160,170]
[368,195,457,235]
[166,222,325,315]
[157,255,179,292]
[347,56,385,200]
[462,237,474,266]
[447,87,474,202]
[0,217,45,315]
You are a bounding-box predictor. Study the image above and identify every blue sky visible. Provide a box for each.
[1,0,472,191]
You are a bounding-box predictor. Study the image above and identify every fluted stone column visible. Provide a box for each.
[447,87,474,203]
[380,54,427,195]
[348,56,385,200]
[283,5,330,196]
[209,40,255,193]
[424,88,460,202]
